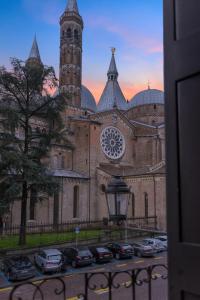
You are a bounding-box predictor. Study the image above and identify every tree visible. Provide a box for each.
[0,58,67,245]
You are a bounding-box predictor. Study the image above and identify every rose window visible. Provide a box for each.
[100,127,125,160]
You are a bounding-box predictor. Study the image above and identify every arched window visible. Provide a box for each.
[132,193,135,217]
[67,28,72,38]
[100,184,106,193]
[53,192,59,227]
[61,156,65,169]
[74,29,78,40]
[30,188,37,220]
[73,186,79,218]
[52,155,58,169]
[144,192,148,218]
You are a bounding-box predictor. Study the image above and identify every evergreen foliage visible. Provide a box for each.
[0,58,67,245]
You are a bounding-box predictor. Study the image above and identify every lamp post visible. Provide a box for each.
[105,176,131,242]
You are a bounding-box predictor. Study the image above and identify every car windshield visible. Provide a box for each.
[158,237,167,241]
[122,245,132,249]
[97,248,107,252]
[12,257,32,269]
[79,250,91,256]
[48,255,61,261]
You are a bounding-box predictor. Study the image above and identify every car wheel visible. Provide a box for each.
[116,253,120,260]
[72,261,77,268]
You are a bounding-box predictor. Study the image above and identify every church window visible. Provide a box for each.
[30,188,37,220]
[144,192,148,218]
[101,184,106,193]
[73,186,79,218]
[52,155,58,169]
[53,192,59,227]
[132,193,135,217]
[67,28,72,38]
[154,104,157,110]
[61,156,65,169]
[74,29,79,40]
[42,128,47,134]
[100,126,126,160]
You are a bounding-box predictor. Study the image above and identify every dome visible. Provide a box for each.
[128,89,164,109]
[81,85,97,112]
[52,85,97,112]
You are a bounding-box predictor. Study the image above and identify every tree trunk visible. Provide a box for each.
[19,181,28,245]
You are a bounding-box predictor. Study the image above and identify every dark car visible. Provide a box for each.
[89,246,113,263]
[2,256,36,281]
[132,242,156,257]
[62,247,94,268]
[106,243,134,260]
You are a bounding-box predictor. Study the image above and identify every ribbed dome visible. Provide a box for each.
[128,89,164,108]
[81,85,97,112]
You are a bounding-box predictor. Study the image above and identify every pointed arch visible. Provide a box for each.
[73,185,79,218]
[144,192,148,218]
[67,28,72,38]
[74,29,79,40]
[132,193,135,217]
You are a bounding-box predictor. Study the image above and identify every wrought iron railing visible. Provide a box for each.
[8,264,168,300]
[1,216,157,236]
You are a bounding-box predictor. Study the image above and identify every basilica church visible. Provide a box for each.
[11,0,166,230]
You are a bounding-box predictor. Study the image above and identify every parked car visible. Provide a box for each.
[62,247,94,268]
[34,249,63,273]
[106,242,134,260]
[1,256,36,281]
[132,242,156,257]
[154,236,168,249]
[89,246,113,263]
[142,238,166,252]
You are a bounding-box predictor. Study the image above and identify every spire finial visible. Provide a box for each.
[111,47,116,55]
[107,47,118,80]
[66,0,79,13]
[147,80,151,90]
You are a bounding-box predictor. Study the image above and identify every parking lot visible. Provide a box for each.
[0,237,168,289]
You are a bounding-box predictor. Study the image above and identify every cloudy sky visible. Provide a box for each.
[0,0,163,102]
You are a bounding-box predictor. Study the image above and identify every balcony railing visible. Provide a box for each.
[8,264,168,300]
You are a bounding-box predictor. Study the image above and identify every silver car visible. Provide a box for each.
[142,238,166,253]
[154,235,168,250]
[34,249,63,273]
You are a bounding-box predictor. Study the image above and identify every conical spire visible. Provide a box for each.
[28,36,41,62]
[107,48,118,80]
[66,0,79,13]
[97,49,127,112]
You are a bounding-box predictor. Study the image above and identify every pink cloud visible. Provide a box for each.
[87,17,163,55]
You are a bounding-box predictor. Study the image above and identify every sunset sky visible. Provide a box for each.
[0,0,163,102]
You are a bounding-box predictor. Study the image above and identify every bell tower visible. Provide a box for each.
[60,0,83,107]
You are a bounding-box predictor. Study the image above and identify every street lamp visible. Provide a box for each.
[105,176,131,223]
